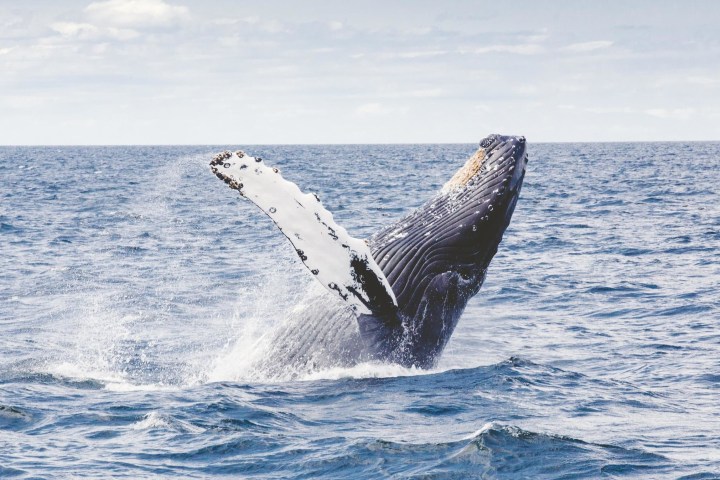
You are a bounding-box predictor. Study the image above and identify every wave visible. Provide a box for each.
[273,422,671,479]
[428,423,668,479]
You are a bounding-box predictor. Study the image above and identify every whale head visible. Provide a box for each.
[368,134,528,367]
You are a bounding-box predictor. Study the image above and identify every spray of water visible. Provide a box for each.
[32,152,440,389]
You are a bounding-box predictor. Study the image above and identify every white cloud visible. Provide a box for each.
[644,108,696,120]
[85,0,189,28]
[584,106,696,120]
[398,50,446,59]
[562,40,613,52]
[355,103,385,115]
[106,27,141,40]
[213,16,287,33]
[50,21,139,41]
[0,13,23,30]
[257,19,287,34]
[1,95,49,109]
[379,49,447,60]
[586,106,636,114]
[402,88,445,98]
[461,44,545,55]
[355,103,398,116]
[51,22,100,39]
[3,1,718,143]
[514,84,538,95]
[520,32,549,43]
[241,16,261,25]
[685,76,718,87]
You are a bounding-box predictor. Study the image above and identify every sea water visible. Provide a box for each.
[1,143,718,478]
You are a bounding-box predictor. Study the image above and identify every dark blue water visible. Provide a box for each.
[1,143,719,478]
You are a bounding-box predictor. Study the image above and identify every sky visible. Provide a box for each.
[1,0,719,144]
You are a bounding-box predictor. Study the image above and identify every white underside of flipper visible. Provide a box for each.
[210,151,397,316]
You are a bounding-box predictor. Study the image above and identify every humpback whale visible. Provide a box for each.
[210,134,527,377]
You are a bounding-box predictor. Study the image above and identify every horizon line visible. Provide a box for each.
[1,139,719,147]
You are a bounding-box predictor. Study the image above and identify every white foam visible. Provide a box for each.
[133,411,172,430]
[203,265,314,383]
[132,411,205,433]
[43,361,180,392]
[297,361,430,382]
[104,381,179,392]
[462,422,498,440]
[46,361,129,385]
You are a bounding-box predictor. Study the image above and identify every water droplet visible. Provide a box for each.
[269,207,277,213]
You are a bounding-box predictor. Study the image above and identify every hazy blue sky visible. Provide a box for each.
[1,0,719,144]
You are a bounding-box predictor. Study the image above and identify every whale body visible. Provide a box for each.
[210,134,528,377]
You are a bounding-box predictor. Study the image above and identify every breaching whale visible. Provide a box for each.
[210,134,527,377]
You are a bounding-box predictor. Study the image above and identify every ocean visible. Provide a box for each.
[1,142,718,478]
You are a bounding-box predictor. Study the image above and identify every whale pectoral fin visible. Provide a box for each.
[210,151,398,317]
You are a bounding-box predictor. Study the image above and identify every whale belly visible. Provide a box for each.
[251,288,368,378]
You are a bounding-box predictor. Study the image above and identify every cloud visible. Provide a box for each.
[355,102,401,116]
[514,84,538,95]
[3,1,718,143]
[380,49,447,60]
[85,0,189,28]
[586,106,636,114]
[561,40,613,52]
[1,95,49,109]
[585,106,696,121]
[644,108,695,120]
[50,21,140,41]
[397,50,446,59]
[51,22,100,39]
[211,16,287,33]
[685,76,718,87]
[0,12,23,30]
[461,44,544,55]
[474,104,493,113]
[402,88,445,98]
